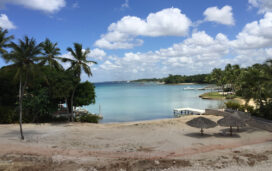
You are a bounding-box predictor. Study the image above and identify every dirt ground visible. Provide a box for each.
[0,115,272,171]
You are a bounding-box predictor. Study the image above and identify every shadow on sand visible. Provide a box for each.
[184,133,213,138]
[184,132,241,138]
[213,133,241,138]
[219,127,261,133]
[184,126,264,139]
[2,130,44,138]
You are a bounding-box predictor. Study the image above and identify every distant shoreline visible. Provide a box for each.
[94,81,207,85]
[164,82,197,85]
[132,81,204,85]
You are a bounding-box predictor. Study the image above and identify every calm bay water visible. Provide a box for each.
[85,82,224,123]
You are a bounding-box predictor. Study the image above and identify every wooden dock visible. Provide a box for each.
[173,108,205,117]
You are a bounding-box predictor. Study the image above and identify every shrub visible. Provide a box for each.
[226,94,236,99]
[51,116,69,122]
[252,103,272,120]
[79,114,100,123]
[223,87,232,92]
[225,101,241,110]
[0,106,17,124]
[225,101,255,113]
[245,105,254,113]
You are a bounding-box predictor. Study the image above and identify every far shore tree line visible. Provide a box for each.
[132,74,210,84]
[0,27,97,139]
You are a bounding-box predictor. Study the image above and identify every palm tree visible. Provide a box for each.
[62,43,97,121]
[39,38,63,70]
[0,27,14,55]
[224,64,241,92]
[210,68,226,92]
[4,36,42,140]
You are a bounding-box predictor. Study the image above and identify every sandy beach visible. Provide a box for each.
[0,115,272,171]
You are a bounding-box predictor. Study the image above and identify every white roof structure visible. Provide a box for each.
[173,108,205,114]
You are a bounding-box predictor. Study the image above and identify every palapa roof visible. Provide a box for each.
[233,111,251,121]
[186,117,217,129]
[217,115,246,127]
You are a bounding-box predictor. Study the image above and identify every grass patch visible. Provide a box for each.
[199,92,225,99]
[199,92,238,100]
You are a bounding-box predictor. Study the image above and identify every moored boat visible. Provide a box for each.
[184,87,195,90]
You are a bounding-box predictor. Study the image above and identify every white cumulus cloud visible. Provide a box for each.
[0,0,66,13]
[0,14,16,29]
[94,31,231,81]
[93,13,272,82]
[89,48,106,61]
[232,12,272,49]
[249,0,272,13]
[95,8,192,49]
[204,5,235,25]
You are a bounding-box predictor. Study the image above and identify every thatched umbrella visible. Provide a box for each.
[217,115,246,136]
[232,111,251,131]
[186,117,217,135]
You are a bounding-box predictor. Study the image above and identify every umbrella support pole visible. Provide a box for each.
[237,126,239,132]
[200,128,204,136]
[230,126,233,136]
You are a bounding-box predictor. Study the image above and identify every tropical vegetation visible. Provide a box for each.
[0,26,272,141]
[0,28,97,139]
[209,62,272,120]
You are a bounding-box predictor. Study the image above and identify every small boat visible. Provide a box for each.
[184,87,195,90]
[197,87,205,90]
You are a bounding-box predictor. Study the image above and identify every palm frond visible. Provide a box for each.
[83,63,92,76]
[61,57,74,63]
[74,43,83,60]
[83,48,90,59]
[67,47,77,58]
[86,60,97,64]
[52,60,64,70]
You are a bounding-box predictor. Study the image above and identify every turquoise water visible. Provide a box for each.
[85,82,224,123]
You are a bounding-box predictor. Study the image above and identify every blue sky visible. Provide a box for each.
[1,0,272,82]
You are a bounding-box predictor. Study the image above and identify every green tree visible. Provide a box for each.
[74,81,96,107]
[39,38,63,70]
[19,66,76,123]
[210,68,226,92]
[224,64,241,92]
[0,66,18,124]
[62,43,97,121]
[23,87,54,123]
[0,27,14,55]
[237,62,272,119]
[0,66,18,107]
[4,36,42,139]
[46,68,75,114]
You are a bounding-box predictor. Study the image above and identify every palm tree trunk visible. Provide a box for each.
[200,128,204,136]
[19,75,24,140]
